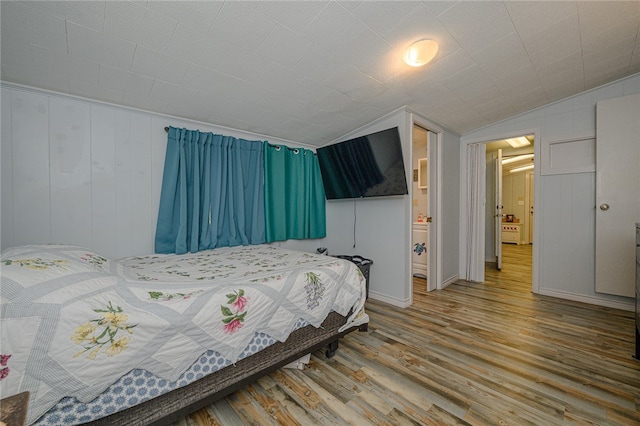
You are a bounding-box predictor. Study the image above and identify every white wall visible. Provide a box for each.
[460,73,640,310]
[1,83,462,307]
[321,108,461,306]
[0,83,316,258]
[320,110,411,305]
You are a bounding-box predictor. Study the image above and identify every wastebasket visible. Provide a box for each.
[332,255,372,299]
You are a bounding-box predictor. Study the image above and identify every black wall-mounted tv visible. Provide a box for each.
[316,127,409,200]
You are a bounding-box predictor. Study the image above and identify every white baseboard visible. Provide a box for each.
[441,274,459,289]
[367,292,411,308]
[536,288,634,312]
[369,282,633,311]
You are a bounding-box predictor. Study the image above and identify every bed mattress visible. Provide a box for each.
[1,244,368,425]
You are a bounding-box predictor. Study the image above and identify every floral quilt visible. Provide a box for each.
[0,244,367,425]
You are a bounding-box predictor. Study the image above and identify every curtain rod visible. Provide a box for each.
[164,127,315,154]
[267,143,300,153]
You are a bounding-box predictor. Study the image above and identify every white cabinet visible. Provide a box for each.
[501,223,521,244]
[412,222,429,277]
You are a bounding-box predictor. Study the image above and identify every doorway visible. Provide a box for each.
[474,135,535,288]
[412,125,429,283]
[409,119,440,295]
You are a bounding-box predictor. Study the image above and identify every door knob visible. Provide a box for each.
[600,203,610,211]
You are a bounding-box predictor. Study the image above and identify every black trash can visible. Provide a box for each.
[333,255,372,299]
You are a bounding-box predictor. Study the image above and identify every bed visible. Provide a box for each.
[0,244,368,425]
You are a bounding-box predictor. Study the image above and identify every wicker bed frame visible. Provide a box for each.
[92,312,368,425]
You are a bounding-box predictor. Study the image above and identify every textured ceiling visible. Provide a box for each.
[2,1,639,146]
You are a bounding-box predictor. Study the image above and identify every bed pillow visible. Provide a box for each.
[1,244,113,290]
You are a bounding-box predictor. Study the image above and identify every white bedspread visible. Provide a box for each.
[0,244,367,424]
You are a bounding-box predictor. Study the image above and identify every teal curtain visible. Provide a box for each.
[264,143,326,242]
[155,127,265,254]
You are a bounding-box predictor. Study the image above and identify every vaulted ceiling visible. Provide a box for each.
[2,1,639,146]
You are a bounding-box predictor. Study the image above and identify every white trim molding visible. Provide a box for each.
[540,135,596,176]
[368,292,411,308]
[537,288,634,312]
[441,274,460,289]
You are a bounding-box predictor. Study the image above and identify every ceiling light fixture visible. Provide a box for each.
[404,39,439,67]
[502,154,534,165]
[505,137,531,148]
[510,164,534,173]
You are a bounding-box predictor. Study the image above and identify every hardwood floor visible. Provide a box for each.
[174,244,640,425]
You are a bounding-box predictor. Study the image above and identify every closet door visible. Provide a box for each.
[595,93,640,297]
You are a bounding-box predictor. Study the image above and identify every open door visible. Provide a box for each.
[526,170,534,244]
[495,149,503,270]
[595,93,640,297]
[411,125,431,289]
[427,130,437,291]
[411,123,439,292]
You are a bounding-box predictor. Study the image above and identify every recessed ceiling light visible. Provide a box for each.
[505,137,530,148]
[502,154,534,164]
[403,39,438,67]
[510,164,534,173]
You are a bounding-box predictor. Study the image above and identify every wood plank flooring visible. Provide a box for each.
[173,244,640,425]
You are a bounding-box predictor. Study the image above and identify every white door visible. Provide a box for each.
[595,93,640,297]
[495,149,503,270]
[411,124,435,291]
[526,171,534,244]
[427,130,437,291]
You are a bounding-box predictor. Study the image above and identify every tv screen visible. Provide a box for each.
[316,127,409,200]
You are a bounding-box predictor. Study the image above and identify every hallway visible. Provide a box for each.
[485,243,533,292]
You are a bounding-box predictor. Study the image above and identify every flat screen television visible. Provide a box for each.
[316,127,409,200]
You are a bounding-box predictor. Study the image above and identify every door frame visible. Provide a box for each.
[461,128,540,293]
[410,124,431,286]
[525,170,534,244]
[495,148,503,270]
[409,114,443,301]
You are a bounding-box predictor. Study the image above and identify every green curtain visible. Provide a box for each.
[264,143,326,242]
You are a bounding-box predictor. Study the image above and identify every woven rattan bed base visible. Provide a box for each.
[92,312,365,426]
